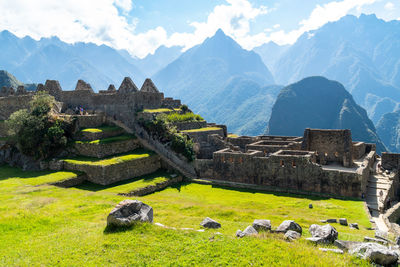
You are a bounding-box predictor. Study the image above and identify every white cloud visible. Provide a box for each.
[384,2,395,10]
[165,0,269,50]
[273,24,280,29]
[0,0,167,58]
[267,0,378,45]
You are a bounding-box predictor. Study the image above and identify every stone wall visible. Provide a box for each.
[382,153,400,170]
[0,95,32,120]
[174,121,207,131]
[73,138,141,158]
[302,128,353,167]
[63,155,161,185]
[383,202,400,235]
[184,128,224,143]
[204,148,372,198]
[353,142,366,160]
[0,121,8,137]
[78,128,125,141]
[246,140,302,156]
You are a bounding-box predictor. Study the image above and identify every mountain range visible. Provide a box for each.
[255,14,400,126]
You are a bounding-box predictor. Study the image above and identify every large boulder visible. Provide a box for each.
[252,219,271,232]
[334,240,363,251]
[276,220,302,234]
[200,217,221,229]
[307,224,338,244]
[107,200,153,227]
[350,242,399,266]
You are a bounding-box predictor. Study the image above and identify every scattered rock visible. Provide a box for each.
[307,224,338,244]
[276,220,302,234]
[309,204,313,209]
[319,248,344,254]
[200,217,221,229]
[154,222,165,227]
[320,220,327,223]
[252,219,271,232]
[350,242,398,266]
[107,200,153,227]
[326,219,337,223]
[349,223,359,229]
[364,236,388,245]
[334,240,363,251]
[237,226,258,238]
[197,229,205,232]
[339,218,348,226]
[284,230,301,241]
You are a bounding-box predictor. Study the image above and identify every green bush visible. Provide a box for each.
[6,92,73,159]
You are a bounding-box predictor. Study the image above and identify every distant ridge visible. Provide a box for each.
[267,76,386,152]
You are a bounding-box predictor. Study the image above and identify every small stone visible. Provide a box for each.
[339,218,348,226]
[285,230,301,241]
[319,248,344,254]
[276,220,302,234]
[154,222,165,227]
[349,223,359,229]
[326,219,337,223]
[309,204,313,209]
[252,219,271,232]
[320,220,327,223]
[181,228,194,231]
[197,229,205,232]
[200,217,221,229]
[236,226,258,238]
[236,230,244,238]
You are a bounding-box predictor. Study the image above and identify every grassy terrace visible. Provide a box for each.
[80,125,122,134]
[228,133,239,138]
[182,127,222,133]
[63,149,153,166]
[142,108,179,113]
[75,134,136,145]
[77,170,172,194]
[0,164,373,266]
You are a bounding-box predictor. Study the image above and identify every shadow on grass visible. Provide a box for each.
[0,165,55,181]
[103,224,134,234]
[75,169,172,192]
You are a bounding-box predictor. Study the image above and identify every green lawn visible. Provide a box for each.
[75,134,136,145]
[63,149,153,166]
[80,125,122,134]
[183,127,222,133]
[142,108,174,113]
[0,165,372,266]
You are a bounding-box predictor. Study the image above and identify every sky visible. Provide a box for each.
[0,0,399,58]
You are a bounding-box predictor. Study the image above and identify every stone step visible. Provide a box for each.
[368,179,391,184]
[62,149,161,185]
[367,184,391,190]
[73,134,141,158]
[77,125,125,141]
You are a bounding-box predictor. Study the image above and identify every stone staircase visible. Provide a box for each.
[366,160,396,232]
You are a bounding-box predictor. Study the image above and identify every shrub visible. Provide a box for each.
[6,92,73,159]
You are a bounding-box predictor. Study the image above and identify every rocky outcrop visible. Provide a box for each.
[276,220,302,234]
[252,219,271,232]
[307,224,338,244]
[200,217,221,229]
[107,200,153,227]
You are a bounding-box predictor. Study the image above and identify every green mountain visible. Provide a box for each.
[376,110,400,152]
[0,70,36,91]
[266,76,386,152]
[153,29,275,135]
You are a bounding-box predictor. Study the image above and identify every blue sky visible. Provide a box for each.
[0,0,399,58]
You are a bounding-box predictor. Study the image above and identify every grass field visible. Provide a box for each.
[0,165,373,266]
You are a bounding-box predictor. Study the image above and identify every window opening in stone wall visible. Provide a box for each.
[292,160,296,167]
[280,160,284,167]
